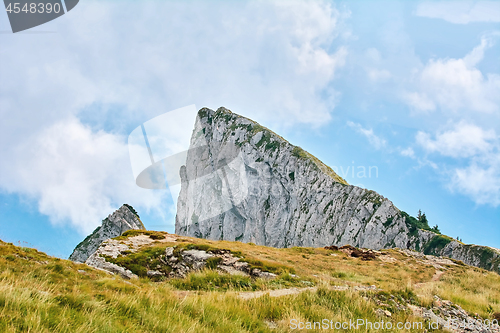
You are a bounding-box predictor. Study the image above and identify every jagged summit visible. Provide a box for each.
[69,204,145,263]
[198,107,349,185]
[175,107,500,273]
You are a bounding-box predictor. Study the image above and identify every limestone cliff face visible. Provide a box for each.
[175,107,500,273]
[69,204,145,263]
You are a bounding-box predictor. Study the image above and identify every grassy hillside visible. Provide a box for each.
[1,232,499,332]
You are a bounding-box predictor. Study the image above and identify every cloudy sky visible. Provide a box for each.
[1,0,499,258]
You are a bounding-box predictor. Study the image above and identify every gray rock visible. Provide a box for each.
[259,272,278,279]
[182,249,213,262]
[175,107,500,274]
[171,263,190,278]
[147,270,165,278]
[165,247,174,257]
[181,249,213,270]
[233,261,249,270]
[409,296,497,333]
[218,265,249,276]
[85,239,137,279]
[169,256,178,263]
[69,204,145,263]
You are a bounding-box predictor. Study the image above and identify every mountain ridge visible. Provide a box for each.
[175,106,500,274]
[69,204,145,263]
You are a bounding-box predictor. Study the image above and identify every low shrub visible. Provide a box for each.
[206,257,222,270]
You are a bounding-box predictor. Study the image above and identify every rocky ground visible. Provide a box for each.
[86,233,278,280]
[375,294,499,333]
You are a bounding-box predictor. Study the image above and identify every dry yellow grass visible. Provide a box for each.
[1,233,499,332]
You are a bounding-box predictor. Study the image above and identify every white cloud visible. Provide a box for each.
[0,1,349,134]
[347,121,386,149]
[403,92,436,111]
[0,0,349,233]
[416,122,500,206]
[416,1,500,24]
[451,160,500,206]
[367,69,392,82]
[400,147,415,158]
[404,36,500,113]
[363,48,393,82]
[0,117,167,234]
[365,48,382,63]
[416,122,496,158]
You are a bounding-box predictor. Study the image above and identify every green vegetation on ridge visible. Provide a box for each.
[402,210,441,235]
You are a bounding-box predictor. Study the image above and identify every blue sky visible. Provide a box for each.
[0,1,499,258]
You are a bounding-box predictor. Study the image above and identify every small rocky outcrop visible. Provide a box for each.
[160,247,277,279]
[85,238,137,279]
[175,107,500,274]
[373,294,500,333]
[83,232,278,280]
[334,245,379,261]
[69,204,145,263]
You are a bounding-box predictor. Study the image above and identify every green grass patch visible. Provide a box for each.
[383,216,394,227]
[206,257,222,270]
[105,246,171,278]
[290,247,315,255]
[292,146,308,159]
[170,270,254,291]
[238,257,295,275]
[117,230,165,240]
[423,235,453,255]
[172,243,240,257]
[331,270,360,282]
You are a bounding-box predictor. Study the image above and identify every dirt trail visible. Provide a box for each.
[238,287,317,300]
[414,269,445,289]
[171,284,376,300]
[432,270,444,281]
[170,287,318,300]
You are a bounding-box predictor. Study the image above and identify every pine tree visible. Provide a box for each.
[417,210,429,229]
[420,213,428,227]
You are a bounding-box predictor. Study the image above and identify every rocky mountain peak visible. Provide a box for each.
[175,107,500,274]
[69,204,145,263]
